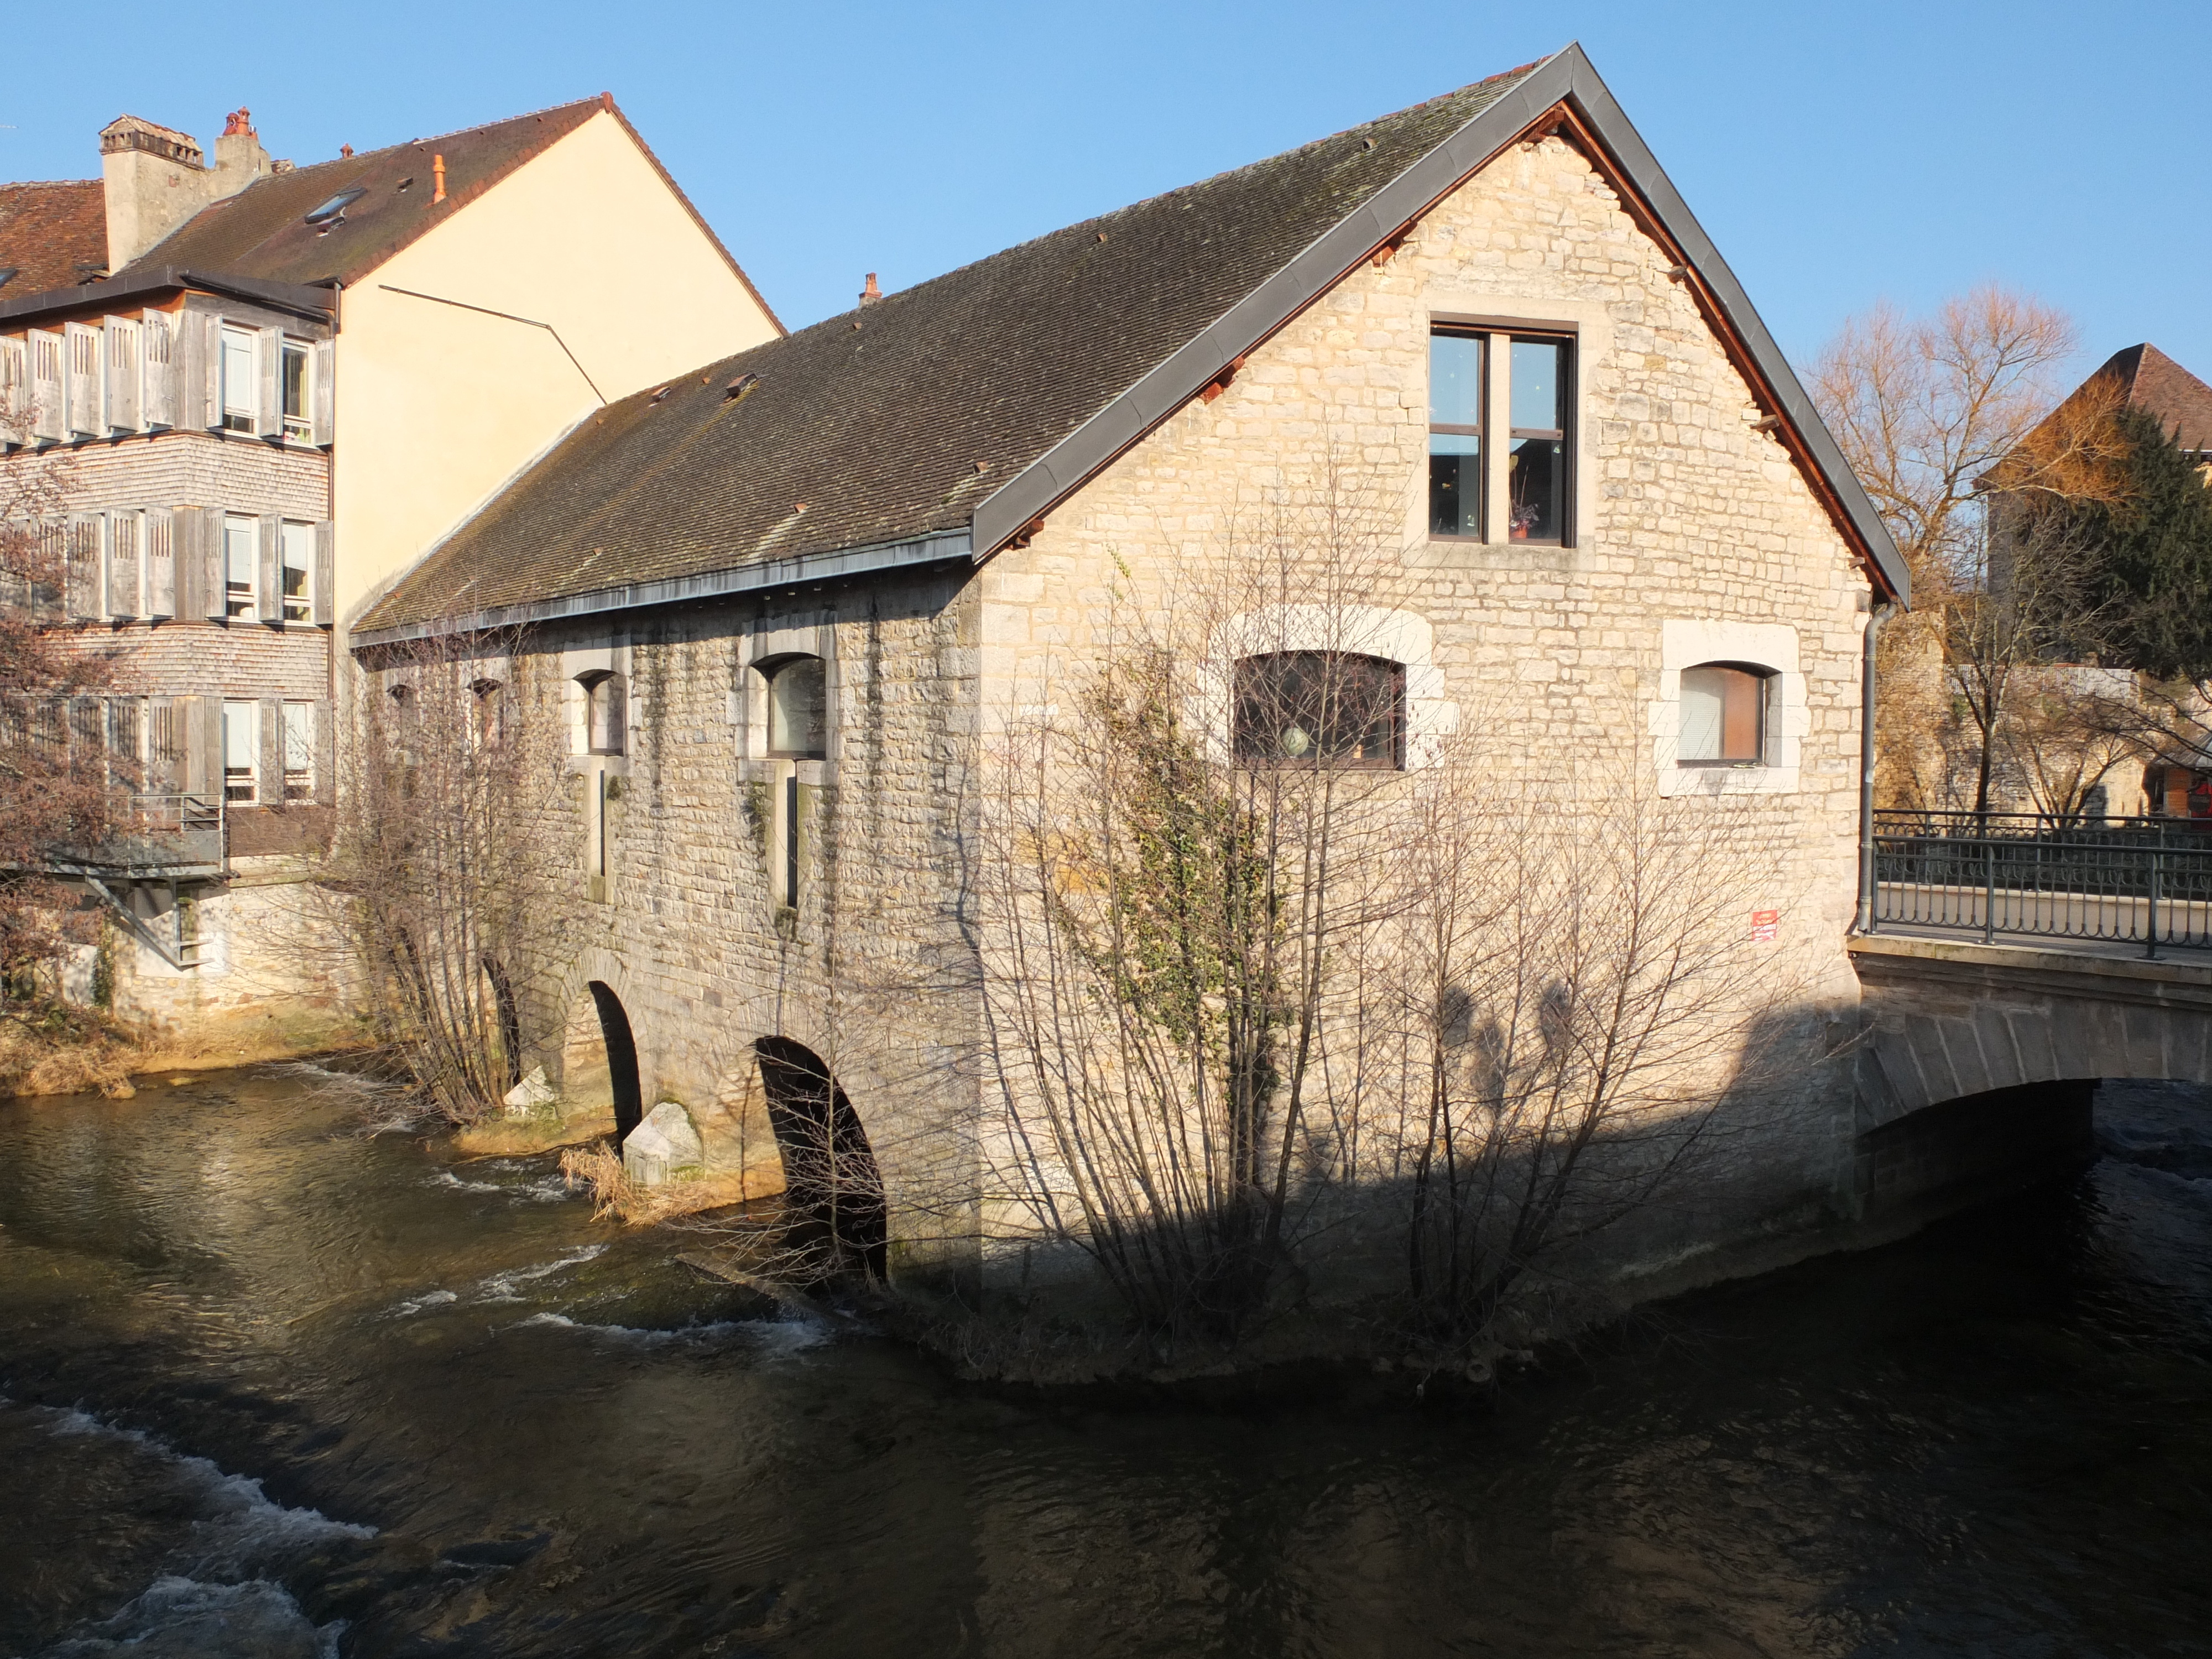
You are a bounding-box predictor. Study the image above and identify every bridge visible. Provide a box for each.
[1846,810,2212,1228]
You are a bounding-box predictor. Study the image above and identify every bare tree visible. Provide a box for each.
[0,446,122,1005]
[956,469,1802,1355]
[327,631,572,1120]
[1809,287,2126,809]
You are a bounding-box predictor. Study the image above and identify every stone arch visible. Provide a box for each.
[545,950,650,1145]
[753,1036,888,1277]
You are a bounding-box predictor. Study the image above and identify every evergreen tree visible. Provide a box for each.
[2068,405,2212,681]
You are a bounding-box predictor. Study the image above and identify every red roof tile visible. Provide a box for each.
[0,180,107,295]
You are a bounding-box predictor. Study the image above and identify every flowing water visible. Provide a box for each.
[2,1068,2208,1657]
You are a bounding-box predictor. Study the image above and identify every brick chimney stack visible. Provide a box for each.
[859,272,882,306]
[100,108,269,271]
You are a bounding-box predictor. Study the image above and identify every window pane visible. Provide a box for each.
[283,702,313,799]
[225,518,255,616]
[1507,437,1563,541]
[1233,652,1402,769]
[1428,440,1480,538]
[1429,332,1483,427]
[1510,337,1566,432]
[221,328,255,428]
[1679,666,1764,764]
[768,658,826,758]
[585,675,625,754]
[281,521,312,619]
[280,342,309,424]
[222,700,255,801]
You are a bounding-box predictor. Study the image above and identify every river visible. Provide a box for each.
[2,1067,2207,1657]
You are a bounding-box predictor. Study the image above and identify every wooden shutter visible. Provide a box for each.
[255,327,281,437]
[311,339,334,446]
[313,701,333,802]
[63,322,101,436]
[203,511,229,623]
[196,695,225,798]
[310,520,335,625]
[140,310,175,428]
[103,317,140,431]
[259,697,283,804]
[0,336,24,440]
[65,513,100,619]
[256,514,280,622]
[201,315,223,429]
[144,508,175,618]
[106,510,139,619]
[28,329,64,442]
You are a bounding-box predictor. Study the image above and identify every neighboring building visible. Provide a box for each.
[357,47,1917,1295]
[1,97,779,1036]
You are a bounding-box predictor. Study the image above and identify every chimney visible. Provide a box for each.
[859,272,882,306]
[212,108,271,184]
[432,155,446,204]
[100,112,263,271]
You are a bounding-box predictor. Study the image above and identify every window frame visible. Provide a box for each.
[759,653,828,761]
[1232,650,1407,772]
[580,670,626,757]
[280,700,314,800]
[279,519,314,622]
[221,698,258,804]
[1675,662,1772,769]
[219,325,257,433]
[1506,333,1573,547]
[1426,327,1486,541]
[278,336,312,440]
[222,513,257,618]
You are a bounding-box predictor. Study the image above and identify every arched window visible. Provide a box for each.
[1678,664,1771,766]
[579,670,625,755]
[471,679,504,750]
[1232,651,1404,770]
[759,655,827,760]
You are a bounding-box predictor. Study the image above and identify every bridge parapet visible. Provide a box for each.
[1849,933,2212,1126]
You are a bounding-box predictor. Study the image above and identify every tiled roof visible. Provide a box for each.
[117,99,607,288]
[0,180,108,295]
[359,64,1550,633]
[2103,343,2212,455]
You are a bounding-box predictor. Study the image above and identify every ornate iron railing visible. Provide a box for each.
[1870,809,2212,955]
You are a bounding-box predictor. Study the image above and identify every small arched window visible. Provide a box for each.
[1678,664,1770,766]
[580,670,625,755]
[1233,651,1404,770]
[471,679,504,750]
[759,655,827,760]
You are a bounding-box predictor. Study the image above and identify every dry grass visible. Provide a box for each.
[1,1005,368,1098]
[454,1105,617,1159]
[557,1139,781,1224]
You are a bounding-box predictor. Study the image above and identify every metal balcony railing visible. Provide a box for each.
[41,792,228,879]
[1870,808,2212,956]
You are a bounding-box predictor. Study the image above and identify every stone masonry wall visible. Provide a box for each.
[974,133,1877,1282]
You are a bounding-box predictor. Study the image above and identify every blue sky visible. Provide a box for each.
[5,1,2205,388]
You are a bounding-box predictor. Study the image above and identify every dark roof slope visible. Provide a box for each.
[2101,343,2212,455]
[0,180,107,294]
[360,64,1549,632]
[117,100,604,286]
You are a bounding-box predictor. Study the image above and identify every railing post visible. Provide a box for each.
[2147,846,2161,960]
[1984,837,1997,945]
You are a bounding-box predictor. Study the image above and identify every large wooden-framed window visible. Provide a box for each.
[1427,329,1485,539]
[1678,664,1770,766]
[1233,651,1404,770]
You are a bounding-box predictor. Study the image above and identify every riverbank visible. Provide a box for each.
[0,1004,368,1098]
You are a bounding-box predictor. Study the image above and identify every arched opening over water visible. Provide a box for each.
[1857,1078,2098,1224]
[753,1037,888,1278]
[584,982,644,1145]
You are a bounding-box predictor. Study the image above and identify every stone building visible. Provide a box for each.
[1,97,778,1040]
[358,47,1913,1296]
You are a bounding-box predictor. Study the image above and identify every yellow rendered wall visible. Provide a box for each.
[331,108,779,623]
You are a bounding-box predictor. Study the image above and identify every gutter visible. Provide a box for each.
[1855,603,1896,932]
[351,528,973,648]
[0,265,335,326]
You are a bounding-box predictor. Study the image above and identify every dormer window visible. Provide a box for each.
[761,655,827,760]
[581,671,625,755]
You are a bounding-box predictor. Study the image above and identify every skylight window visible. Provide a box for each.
[303,186,367,227]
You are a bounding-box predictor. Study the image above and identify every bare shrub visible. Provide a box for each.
[327,630,572,1121]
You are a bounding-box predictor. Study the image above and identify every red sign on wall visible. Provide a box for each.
[1750,909,1780,942]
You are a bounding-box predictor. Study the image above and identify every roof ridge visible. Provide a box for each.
[0,178,101,192]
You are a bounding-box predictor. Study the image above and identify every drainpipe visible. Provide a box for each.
[1856,601,1897,932]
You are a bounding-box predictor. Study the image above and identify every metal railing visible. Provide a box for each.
[1871,809,2212,956]
[41,792,227,878]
